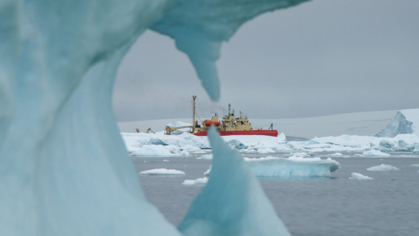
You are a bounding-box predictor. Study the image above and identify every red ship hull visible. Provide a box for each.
[194,130,278,137]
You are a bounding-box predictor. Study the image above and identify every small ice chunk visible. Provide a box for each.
[410,164,419,168]
[182,177,208,186]
[362,150,391,157]
[204,166,212,176]
[197,154,213,160]
[330,153,343,157]
[163,159,169,162]
[353,154,364,157]
[349,172,373,180]
[139,168,185,175]
[367,164,400,171]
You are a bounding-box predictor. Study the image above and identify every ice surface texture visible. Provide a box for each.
[178,128,291,236]
[0,0,307,235]
[376,109,419,137]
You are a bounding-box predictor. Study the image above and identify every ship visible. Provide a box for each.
[165,96,278,137]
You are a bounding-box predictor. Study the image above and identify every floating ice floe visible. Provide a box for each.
[197,154,213,160]
[362,150,391,157]
[244,156,340,178]
[330,152,343,157]
[182,177,208,186]
[139,168,185,175]
[367,164,399,171]
[410,164,419,168]
[349,173,374,180]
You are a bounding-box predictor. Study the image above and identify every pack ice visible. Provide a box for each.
[0,0,308,235]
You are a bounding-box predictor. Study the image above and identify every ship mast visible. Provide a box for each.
[192,95,197,132]
[228,103,231,115]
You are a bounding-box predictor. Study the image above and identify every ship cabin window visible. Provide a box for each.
[241,121,244,124]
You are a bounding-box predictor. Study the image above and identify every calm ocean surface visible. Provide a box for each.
[132,153,419,236]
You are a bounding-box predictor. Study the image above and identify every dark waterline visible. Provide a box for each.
[132,154,419,236]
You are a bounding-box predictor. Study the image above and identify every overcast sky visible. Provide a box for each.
[113,0,419,122]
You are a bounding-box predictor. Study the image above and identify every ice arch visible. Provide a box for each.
[0,0,308,235]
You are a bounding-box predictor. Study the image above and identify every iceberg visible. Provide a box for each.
[140,168,186,175]
[349,173,374,180]
[178,127,291,236]
[245,156,340,178]
[1,0,312,234]
[375,109,419,137]
[366,164,400,171]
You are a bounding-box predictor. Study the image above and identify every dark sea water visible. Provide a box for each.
[132,153,419,236]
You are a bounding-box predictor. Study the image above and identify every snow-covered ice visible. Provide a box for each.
[410,164,419,168]
[139,168,185,175]
[367,164,400,171]
[349,173,374,180]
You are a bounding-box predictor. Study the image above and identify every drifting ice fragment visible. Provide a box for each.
[367,164,400,171]
[139,169,185,175]
[410,164,419,168]
[349,173,374,180]
[178,127,291,236]
[182,177,209,186]
[362,150,391,157]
